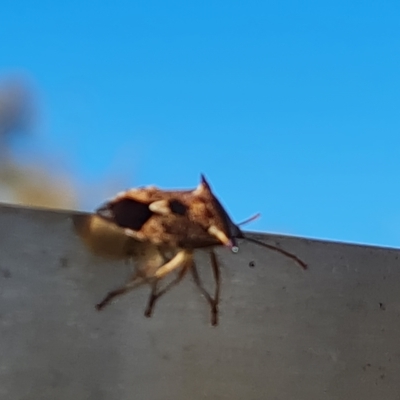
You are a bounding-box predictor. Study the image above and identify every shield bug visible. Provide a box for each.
[74,175,306,325]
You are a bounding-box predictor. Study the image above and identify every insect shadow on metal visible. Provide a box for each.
[74,175,307,326]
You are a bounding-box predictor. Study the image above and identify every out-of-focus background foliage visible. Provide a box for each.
[0,76,76,209]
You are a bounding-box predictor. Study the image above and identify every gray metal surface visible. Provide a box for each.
[0,203,399,400]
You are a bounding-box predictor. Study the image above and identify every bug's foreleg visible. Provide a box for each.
[144,265,190,318]
[144,250,193,317]
[209,249,221,320]
[191,250,221,326]
[153,250,193,279]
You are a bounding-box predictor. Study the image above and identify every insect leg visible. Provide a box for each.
[154,250,193,279]
[190,252,220,326]
[144,265,190,318]
[209,249,221,324]
[96,272,145,310]
[144,280,158,318]
[96,251,191,311]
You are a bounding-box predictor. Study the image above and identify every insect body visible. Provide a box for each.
[74,175,306,325]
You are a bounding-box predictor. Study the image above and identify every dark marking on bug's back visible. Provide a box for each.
[169,199,187,215]
[97,199,152,231]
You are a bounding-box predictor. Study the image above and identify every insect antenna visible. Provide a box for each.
[237,213,261,226]
[234,213,306,269]
[242,235,307,270]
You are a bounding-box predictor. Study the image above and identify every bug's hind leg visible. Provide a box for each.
[144,265,189,318]
[96,272,145,310]
[191,250,221,326]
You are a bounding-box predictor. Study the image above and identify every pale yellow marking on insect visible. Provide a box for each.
[115,190,128,200]
[208,225,231,246]
[154,250,192,279]
[123,188,143,197]
[192,182,205,196]
[124,228,146,241]
[149,200,170,215]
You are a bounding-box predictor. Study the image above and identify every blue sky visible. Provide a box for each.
[1,0,400,247]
